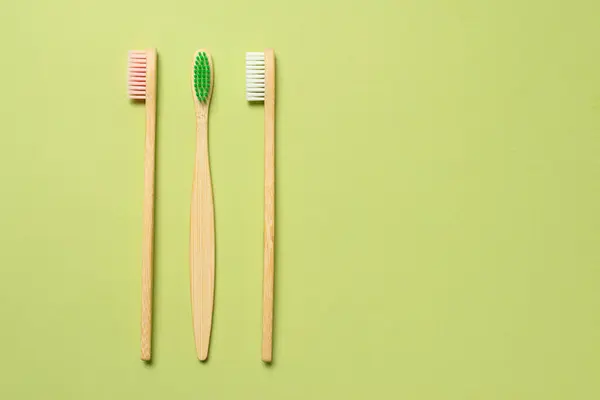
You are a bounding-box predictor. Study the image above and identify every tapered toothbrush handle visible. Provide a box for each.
[262,48,275,363]
[190,109,215,361]
[140,49,157,361]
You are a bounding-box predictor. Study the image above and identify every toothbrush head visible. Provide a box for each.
[246,52,265,102]
[128,50,148,100]
[193,50,213,104]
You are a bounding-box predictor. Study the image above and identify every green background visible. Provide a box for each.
[1,0,599,398]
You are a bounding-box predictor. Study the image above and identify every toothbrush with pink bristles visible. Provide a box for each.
[127,48,158,361]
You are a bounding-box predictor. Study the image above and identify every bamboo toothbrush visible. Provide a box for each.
[246,49,276,362]
[190,50,215,361]
[127,48,158,361]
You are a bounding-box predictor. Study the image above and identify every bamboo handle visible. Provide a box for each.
[262,48,275,362]
[190,108,215,361]
[140,49,157,361]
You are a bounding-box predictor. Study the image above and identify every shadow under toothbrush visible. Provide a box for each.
[198,58,219,364]
[268,54,280,368]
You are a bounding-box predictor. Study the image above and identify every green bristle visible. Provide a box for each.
[193,52,211,103]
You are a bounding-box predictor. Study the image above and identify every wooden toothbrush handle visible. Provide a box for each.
[141,49,157,361]
[190,110,215,361]
[262,48,275,362]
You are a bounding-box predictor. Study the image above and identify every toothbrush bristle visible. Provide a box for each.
[246,52,265,101]
[193,51,212,103]
[128,50,147,100]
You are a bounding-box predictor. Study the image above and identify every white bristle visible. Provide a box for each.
[128,50,147,100]
[246,52,265,101]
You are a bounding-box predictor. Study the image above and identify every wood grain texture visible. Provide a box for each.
[262,48,275,363]
[140,48,157,361]
[190,50,215,361]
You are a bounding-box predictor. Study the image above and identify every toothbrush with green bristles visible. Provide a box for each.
[190,49,215,361]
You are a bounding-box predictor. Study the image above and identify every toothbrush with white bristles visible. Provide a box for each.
[246,49,276,362]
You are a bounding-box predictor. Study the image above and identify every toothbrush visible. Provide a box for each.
[190,50,215,361]
[128,48,158,361]
[246,49,276,362]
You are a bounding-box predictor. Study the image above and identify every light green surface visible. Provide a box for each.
[1,0,600,398]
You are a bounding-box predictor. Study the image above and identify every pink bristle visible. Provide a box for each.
[128,50,147,100]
